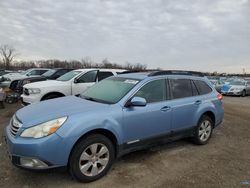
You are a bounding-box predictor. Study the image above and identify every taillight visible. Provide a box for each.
[217,93,223,100]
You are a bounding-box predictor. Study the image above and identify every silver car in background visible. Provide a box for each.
[221,80,250,97]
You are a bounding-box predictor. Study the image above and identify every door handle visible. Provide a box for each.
[161,106,171,112]
[194,100,202,105]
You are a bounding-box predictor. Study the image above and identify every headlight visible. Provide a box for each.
[28,88,41,94]
[20,117,67,138]
[3,77,11,81]
[233,88,242,91]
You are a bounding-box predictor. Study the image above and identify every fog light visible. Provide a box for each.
[20,157,48,169]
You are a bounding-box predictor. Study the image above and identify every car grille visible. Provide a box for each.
[10,115,22,136]
[23,88,29,96]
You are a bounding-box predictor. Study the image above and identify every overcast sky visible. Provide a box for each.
[0,0,250,73]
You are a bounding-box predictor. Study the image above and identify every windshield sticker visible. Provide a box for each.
[124,80,139,84]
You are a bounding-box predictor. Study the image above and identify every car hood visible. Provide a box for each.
[3,74,26,80]
[4,73,22,77]
[24,80,68,88]
[16,96,110,128]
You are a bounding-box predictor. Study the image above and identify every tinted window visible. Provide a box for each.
[39,70,48,75]
[193,80,212,95]
[170,79,193,99]
[42,69,57,77]
[28,70,40,75]
[78,70,97,83]
[134,79,166,103]
[98,71,113,81]
[54,69,69,78]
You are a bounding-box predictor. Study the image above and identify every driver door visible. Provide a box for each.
[71,70,98,95]
[122,79,171,145]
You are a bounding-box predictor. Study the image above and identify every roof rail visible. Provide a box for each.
[117,70,141,74]
[148,70,205,77]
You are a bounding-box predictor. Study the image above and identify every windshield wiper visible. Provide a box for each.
[82,96,99,102]
[80,95,113,104]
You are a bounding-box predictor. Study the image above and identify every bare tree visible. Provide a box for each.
[0,44,17,69]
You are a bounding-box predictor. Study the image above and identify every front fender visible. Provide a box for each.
[56,108,123,145]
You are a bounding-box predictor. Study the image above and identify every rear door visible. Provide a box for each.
[71,70,98,95]
[168,79,200,132]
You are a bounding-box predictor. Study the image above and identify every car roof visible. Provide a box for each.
[73,68,127,72]
[116,71,207,81]
[116,72,150,80]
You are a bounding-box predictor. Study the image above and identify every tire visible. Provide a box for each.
[242,90,246,97]
[69,134,115,183]
[193,115,213,145]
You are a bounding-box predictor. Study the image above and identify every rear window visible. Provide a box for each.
[170,79,193,99]
[98,71,114,81]
[193,80,212,95]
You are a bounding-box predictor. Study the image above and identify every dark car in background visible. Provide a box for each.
[10,68,73,93]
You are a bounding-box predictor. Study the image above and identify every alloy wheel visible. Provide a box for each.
[199,120,212,142]
[79,143,110,177]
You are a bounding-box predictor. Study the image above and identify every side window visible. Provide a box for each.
[98,71,114,81]
[39,70,48,75]
[134,79,166,103]
[193,80,212,95]
[28,70,39,75]
[170,79,193,99]
[77,70,97,83]
[55,70,68,77]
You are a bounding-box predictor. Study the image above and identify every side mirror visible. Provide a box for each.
[74,78,78,83]
[128,97,147,107]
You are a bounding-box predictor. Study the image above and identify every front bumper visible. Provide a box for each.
[0,81,11,88]
[21,94,42,105]
[4,124,72,170]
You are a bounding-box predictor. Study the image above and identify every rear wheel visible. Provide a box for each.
[193,115,213,145]
[69,134,115,182]
[242,90,246,97]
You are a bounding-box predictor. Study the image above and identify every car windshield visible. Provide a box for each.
[229,81,245,86]
[42,69,56,77]
[81,77,140,104]
[57,71,81,81]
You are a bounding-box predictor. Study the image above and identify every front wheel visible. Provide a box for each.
[193,116,213,145]
[69,134,115,182]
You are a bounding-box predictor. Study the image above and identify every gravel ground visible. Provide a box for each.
[0,96,250,188]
